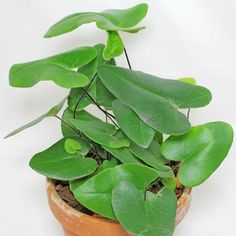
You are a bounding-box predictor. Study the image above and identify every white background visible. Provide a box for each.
[0,0,235,235]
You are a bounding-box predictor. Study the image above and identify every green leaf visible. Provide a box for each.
[70,159,118,192]
[161,177,177,191]
[67,44,103,111]
[155,132,163,144]
[178,78,196,85]
[71,119,130,148]
[98,65,212,135]
[112,182,177,236]
[74,164,159,219]
[96,78,116,109]
[29,139,97,181]
[130,143,173,178]
[103,31,124,60]
[68,85,96,111]
[9,47,97,88]
[44,4,148,38]
[64,138,81,154]
[61,108,78,137]
[148,140,169,164]
[113,99,155,148]
[61,108,101,137]
[99,159,118,171]
[5,96,67,138]
[103,146,141,164]
[68,44,116,111]
[161,122,234,187]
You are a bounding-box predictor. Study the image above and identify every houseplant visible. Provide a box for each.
[6,3,234,236]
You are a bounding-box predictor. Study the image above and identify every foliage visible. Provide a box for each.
[6,3,234,236]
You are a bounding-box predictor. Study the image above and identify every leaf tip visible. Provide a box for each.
[43,28,54,38]
[4,134,10,139]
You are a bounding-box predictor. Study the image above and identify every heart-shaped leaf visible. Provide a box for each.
[104,31,124,60]
[44,4,148,38]
[74,164,159,219]
[112,99,155,148]
[98,65,212,135]
[30,139,97,181]
[161,121,234,187]
[130,143,173,178]
[112,182,177,236]
[71,119,130,148]
[64,138,82,154]
[9,47,97,88]
[5,96,67,138]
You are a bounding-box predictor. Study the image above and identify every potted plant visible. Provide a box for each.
[6,3,233,236]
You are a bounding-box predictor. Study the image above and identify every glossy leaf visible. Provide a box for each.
[68,44,116,111]
[64,138,81,154]
[9,47,97,88]
[44,4,148,38]
[70,159,118,192]
[67,44,103,111]
[5,97,67,138]
[112,182,177,236]
[161,122,234,187]
[30,139,97,180]
[71,119,130,148]
[148,140,168,163]
[130,143,174,178]
[61,108,79,137]
[61,108,101,137]
[74,164,159,219]
[98,65,212,135]
[103,146,141,164]
[104,31,124,60]
[113,99,155,148]
[96,78,116,109]
[68,84,96,111]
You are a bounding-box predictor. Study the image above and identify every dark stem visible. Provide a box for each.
[144,186,148,201]
[55,115,79,134]
[73,72,98,119]
[81,88,119,128]
[124,47,132,70]
[105,110,108,123]
[91,143,102,162]
[81,88,115,119]
[187,109,191,119]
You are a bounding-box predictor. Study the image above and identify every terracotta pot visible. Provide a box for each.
[47,179,192,236]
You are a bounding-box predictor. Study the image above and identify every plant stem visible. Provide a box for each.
[187,109,191,119]
[55,115,79,134]
[124,47,132,70]
[80,89,119,128]
[73,72,98,119]
[81,88,115,119]
[56,115,103,160]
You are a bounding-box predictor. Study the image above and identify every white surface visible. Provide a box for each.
[0,0,235,235]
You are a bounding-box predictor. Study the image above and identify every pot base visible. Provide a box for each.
[47,179,191,236]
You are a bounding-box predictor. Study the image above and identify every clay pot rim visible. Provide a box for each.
[47,178,192,220]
